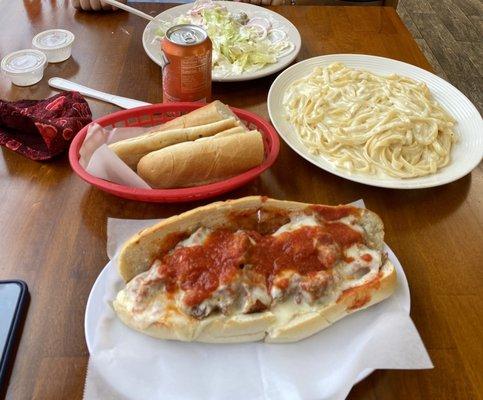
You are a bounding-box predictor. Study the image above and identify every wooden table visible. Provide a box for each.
[0,2,481,399]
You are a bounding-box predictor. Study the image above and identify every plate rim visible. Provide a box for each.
[142,1,302,82]
[267,53,483,189]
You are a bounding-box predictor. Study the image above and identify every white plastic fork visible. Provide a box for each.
[99,0,154,21]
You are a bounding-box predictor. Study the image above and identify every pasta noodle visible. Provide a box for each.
[283,63,457,178]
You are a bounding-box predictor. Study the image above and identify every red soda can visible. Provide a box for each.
[161,24,212,103]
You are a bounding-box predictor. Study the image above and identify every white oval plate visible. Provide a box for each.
[85,244,410,388]
[142,1,301,82]
[268,54,483,189]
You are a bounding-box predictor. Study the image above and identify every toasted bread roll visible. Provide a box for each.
[212,126,247,137]
[108,117,239,169]
[136,130,264,188]
[113,197,397,343]
[150,100,242,132]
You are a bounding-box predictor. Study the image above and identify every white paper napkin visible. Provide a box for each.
[79,123,152,189]
[83,200,432,400]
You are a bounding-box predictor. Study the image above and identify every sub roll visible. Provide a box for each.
[113,196,397,343]
[151,100,241,131]
[109,117,240,169]
[137,130,265,188]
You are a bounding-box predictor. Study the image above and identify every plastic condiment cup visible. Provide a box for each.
[32,29,75,63]
[1,49,47,86]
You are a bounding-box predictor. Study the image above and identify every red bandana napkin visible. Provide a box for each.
[0,91,92,160]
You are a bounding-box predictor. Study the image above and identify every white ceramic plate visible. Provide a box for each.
[142,1,301,82]
[268,54,483,189]
[85,244,410,388]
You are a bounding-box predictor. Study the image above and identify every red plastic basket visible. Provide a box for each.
[69,103,280,203]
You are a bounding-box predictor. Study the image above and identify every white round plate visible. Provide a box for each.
[85,245,410,387]
[268,54,483,189]
[142,1,301,82]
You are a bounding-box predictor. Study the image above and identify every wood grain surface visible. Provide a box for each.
[0,2,481,399]
[398,0,483,113]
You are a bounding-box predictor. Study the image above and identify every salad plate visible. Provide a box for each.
[143,0,301,82]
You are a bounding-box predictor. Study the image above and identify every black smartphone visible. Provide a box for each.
[0,280,29,393]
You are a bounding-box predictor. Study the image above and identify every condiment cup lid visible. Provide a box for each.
[1,49,47,75]
[32,29,75,50]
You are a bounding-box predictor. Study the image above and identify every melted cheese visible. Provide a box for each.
[270,285,283,300]
[338,244,381,291]
[270,270,300,301]
[273,214,319,236]
[177,227,212,248]
[123,261,161,302]
[241,284,272,313]
[180,285,236,318]
[116,285,170,329]
[338,215,364,233]
[270,299,314,327]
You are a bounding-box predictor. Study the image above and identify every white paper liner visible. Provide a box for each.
[83,200,432,400]
[79,123,153,189]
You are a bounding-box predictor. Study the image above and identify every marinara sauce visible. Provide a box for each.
[158,221,363,307]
